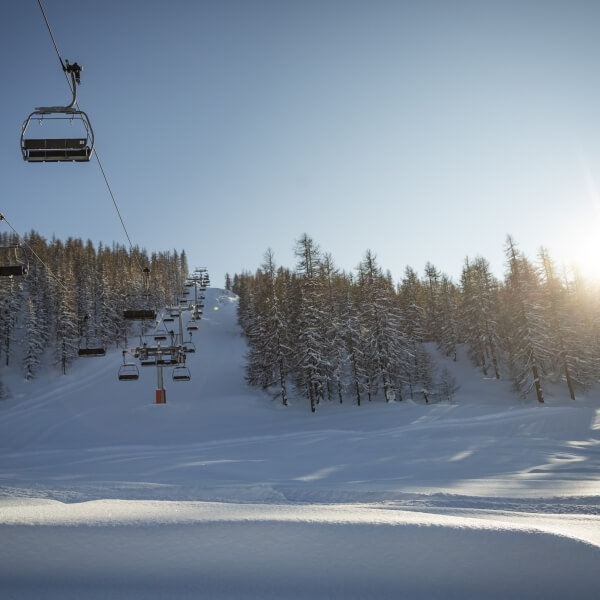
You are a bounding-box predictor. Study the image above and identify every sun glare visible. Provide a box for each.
[559,234,600,282]
[557,159,600,282]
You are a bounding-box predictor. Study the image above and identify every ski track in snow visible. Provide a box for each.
[0,287,599,598]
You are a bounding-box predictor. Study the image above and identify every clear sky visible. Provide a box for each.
[2,0,600,287]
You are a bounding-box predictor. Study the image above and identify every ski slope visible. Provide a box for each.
[0,288,599,599]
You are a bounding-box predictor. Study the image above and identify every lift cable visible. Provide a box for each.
[36,0,146,276]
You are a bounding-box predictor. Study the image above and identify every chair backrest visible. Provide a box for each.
[24,138,88,149]
[123,309,157,320]
[0,265,27,277]
[78,347,106,357]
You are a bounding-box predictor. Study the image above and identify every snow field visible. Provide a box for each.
[0,288,599,598]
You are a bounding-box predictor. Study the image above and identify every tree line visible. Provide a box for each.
[233,234,600,411]
[0,230,188,391]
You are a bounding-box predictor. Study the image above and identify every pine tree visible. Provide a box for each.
[358,251,409,402]
[248,250,291,406]
[341,282,368,405]
[398,266,428,399]
[290,234,327,412]
[503,236,548,403]
[438,274,460,361]
[423,262,442,343]
[538,248,578,399]
[460,256,502,379]
[23,297,44,380]
[54,265,79,375]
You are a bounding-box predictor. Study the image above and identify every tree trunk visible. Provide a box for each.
[563,356,575,401]
[532,364,544,403]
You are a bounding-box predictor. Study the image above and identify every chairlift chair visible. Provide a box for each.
[172,365,191,382]
[117,350,139,381]
[118,363,139,380]
[123,268,156,320]
[0,242,28,277]
[77,314,105,357]
[183,340,196,353]
[123,308,156,320]
[78,344,105,357]
[21,61,94,162]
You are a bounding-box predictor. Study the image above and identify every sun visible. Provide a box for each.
[561,158,600,282]
[563,236,600,282]
[553,223,600,283]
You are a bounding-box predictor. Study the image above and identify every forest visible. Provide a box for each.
[0,229,188,392]
[234,234,600,411]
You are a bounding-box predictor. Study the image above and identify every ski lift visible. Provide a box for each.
[118,352,139,381]
[78,345,105,357]
[123,307,156,320]
[78,341,105,357]
[183,340,196,353]
[21,61,94,162]
[118,363,139,380]
[123,267,156,320]
[0,244,28,277]
[77,314,105,356]
[172,365,191,382]
[186,321,198,331]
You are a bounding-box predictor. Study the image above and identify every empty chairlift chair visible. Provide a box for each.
[0,244,28,277]
[21,61,94,163]
[172,350,191,382]
[78,315,105,357]
[172,365,191,382]
[123,268,156,320]
[123,307,156,320]
[118,363,139,381]
[183,340,196,353]
[78,343,105,357]
[118,352,139,381]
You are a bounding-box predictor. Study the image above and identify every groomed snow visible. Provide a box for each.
[0,288,599,599]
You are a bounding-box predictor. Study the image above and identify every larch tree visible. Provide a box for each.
[291,234,327,413]
[503,236,548,403]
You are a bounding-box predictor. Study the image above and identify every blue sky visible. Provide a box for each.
[2,0,600,287]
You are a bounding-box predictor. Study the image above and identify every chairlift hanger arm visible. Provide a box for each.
[35,61,81,113]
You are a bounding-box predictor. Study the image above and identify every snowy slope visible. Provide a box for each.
[0,288,599,599]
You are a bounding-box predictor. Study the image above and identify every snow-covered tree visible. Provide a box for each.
[503,236,548,403]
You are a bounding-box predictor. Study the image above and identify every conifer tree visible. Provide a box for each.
[398,266,428,399]
[358,251,408,402]
[503,236,548,403]
[244,250,291,405]
[438,274,460,361]
[24,296,44,380]
[460,256,502,379]
[291,234,327,412]
[423,262,442,343]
